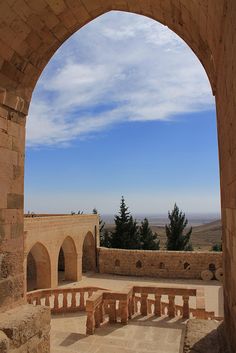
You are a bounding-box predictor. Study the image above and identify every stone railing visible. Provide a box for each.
[27,285,222,335]
[85,285,221,335]
[26,287,106,314]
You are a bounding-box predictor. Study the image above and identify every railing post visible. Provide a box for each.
[71,292,76,309]
[95,307,100,328]
[154,294,161,317]
[108,299,117,323]
[54,293,59,310]
[63,292,67,309]
[168,295,175,318]
[86,310,95,335]
[140,293,148,316]
[120,300,128,325]
[45,294,50,307]
[182,295,190,319]
[79,292,85,310]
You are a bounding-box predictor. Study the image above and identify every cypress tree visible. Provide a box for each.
[140,218,160,250]
[165,203,193,251]
[110,196,141,249]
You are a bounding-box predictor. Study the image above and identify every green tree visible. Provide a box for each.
[165,203,193,251]
[92,208,110,247]
[110,196,141,249]
[212,243,222,252]
[139,218,160,250]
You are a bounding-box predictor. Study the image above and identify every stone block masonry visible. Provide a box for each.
[98,247,222,280]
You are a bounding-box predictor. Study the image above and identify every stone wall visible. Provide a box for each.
[98,247,222,280]
[0,304,50,353]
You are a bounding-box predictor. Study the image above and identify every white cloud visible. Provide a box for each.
[27,11,214,147]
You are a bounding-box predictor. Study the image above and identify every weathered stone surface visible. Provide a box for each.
[184,320,230,353]
[0,304,50,351]
[0,330,9,353]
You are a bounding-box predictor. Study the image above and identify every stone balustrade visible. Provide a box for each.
[26,287,106,314]
[27,285,222,336]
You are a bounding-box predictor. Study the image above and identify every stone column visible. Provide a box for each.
[182,296,190,319]
[154,294,162,317]
[140,293,148,316]
[168,295,175,318]
[0,97,26,311]
[86,310,95,335]
[108,299,117,323]
[120,300,128,324]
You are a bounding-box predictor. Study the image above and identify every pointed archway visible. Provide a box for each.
[27,242,51,291]
[82,232,96,273]
[58,236,77,284]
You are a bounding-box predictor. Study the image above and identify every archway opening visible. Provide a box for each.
[27,243,51,291]
[82,232,96,273]
[58,236,77,284]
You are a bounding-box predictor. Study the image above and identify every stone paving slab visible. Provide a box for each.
[51,312,186,353]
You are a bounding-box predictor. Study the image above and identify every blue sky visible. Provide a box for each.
[24,11,220,215]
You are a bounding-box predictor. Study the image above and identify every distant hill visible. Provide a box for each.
[105,219,222,251]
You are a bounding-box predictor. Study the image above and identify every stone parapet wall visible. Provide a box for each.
[98,248,222,280]
[0,304,50,353]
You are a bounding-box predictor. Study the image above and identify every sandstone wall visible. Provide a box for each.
[98,247,222,280]
[24,215,99,289]
[0,304,50,353]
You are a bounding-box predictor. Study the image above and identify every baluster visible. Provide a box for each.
[54,293,59,310]
[28,297,32,304]
[79,292,85,310]
[135,297,139,313]
[140,293,148,316]
[71,292,76,309]
[131,296,135,315]
[63,292,68,309]
[86,310,95,335]
[99,303,104,323]
[168,295,175,318]
[88,290,93,298]
[45,294,50,307]
[36,296,40,305]
[128,298,132,319]
[182,295,190,319]
[95,306,100,328]
[108,299,117,323]
[120,300,128,324]
[154,294,162,317]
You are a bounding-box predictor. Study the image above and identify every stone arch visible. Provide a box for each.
[27,242,51,291]
[0,2,235,349]
[58,236,77,283]
[82,231,96,273]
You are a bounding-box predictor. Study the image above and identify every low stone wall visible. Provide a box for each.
[98,247,223,280]
[0,304,50,353]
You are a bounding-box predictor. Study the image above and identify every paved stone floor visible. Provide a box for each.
[51,312,186,353]
[51,273,223,352]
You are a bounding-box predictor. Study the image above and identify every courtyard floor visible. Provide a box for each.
[51,273,223,352]
[51,312,185,353]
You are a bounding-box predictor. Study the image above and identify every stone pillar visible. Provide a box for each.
[79,291,85,310]
[108,299,117,323]
[86,310,95,335]
[154,294,162,317]
[140,293,148,316]
[120,300,128,324]
[0,98,26,311]
[182,296,190,319]
[168,295,175,318]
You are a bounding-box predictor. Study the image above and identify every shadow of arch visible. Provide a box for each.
[27,242,51,291]
[82,231,96,273]
[58,236,78,283]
